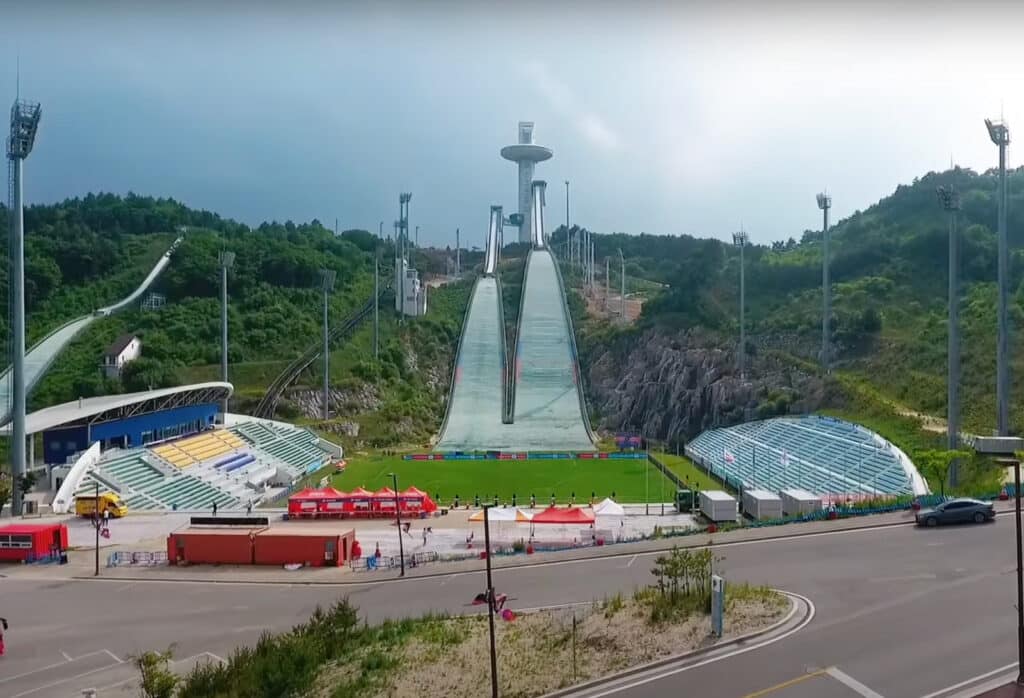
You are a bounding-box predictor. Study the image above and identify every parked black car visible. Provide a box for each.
[916,498,995,527]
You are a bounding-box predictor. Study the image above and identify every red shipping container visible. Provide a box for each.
[0,522,68,563]
[167,528,264,565]
[254,526,354,567]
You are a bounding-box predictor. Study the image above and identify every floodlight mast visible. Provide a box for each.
[218,251,235,417]
[7,98,41,517]
[937,185,961,454]
[986,118,1011,435]
[816,192,832,374]
[733,230,749,379]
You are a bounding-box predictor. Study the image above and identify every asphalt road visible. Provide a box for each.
[0,517,1019,697]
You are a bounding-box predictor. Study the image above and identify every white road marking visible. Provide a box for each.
[918,662,1017,698]
[578,592,815,698]
[11,661,122,698]
[869,574,936,583]
[826,667,885,698]
[60,650,73,661]
[627,555,637,567]
[103,648,124,663]
[0,651,113,684]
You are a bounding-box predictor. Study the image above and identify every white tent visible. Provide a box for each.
[469,507,533,522]
[593,498,625,516]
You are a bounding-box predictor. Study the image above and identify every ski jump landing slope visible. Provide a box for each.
[0,236,183,426]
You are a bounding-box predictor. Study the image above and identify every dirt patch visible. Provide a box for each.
[312,592,788,697]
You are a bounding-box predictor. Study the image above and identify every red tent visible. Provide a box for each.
[531,506,596,524]
[288,488,325,516]
[400,486,438,513]
[316,487,349,514]
[374,487,398,510]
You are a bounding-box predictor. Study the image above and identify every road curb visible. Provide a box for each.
[542,591,810,698]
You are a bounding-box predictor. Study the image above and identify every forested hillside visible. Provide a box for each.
[556,166,1024,437]
[0,194,471,448]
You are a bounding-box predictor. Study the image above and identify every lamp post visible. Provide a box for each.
[482,504,499,698]
[937,185,961,457]
[733,230,748,379]
[619,249,626,322]
[218,251,235,416]
[319,269,336,421]
[986,119,1011,436]
[93,481,100,577]
[816,192,832,374]
[390,472,405,577]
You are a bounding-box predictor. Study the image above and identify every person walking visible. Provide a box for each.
[102,508,110,532]
[246,500,252,516]
[212,501,218,516]
[0,617,8,656]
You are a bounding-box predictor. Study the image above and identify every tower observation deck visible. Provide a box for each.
[501,122,552,244]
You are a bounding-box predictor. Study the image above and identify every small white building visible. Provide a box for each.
[102,333,141,378]
[394,259,428,317]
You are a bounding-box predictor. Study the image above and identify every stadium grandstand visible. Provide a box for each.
[1,382,341,513]
[686,415,928,501]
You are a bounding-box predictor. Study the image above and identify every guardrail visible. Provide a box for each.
[435,275,481,444]
[550,249,599,445]
[107,551,169,567]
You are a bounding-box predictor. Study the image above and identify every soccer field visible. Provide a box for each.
[329,454,678,505]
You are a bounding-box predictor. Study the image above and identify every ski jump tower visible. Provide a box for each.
[501,122,552,244]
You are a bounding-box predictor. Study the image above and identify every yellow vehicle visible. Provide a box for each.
[75,492,128,518]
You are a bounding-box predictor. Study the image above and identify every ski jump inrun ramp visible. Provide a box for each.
[0,236,183,426]
[436,190,595,452]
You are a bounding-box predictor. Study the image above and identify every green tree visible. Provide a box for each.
[131,647,179,698]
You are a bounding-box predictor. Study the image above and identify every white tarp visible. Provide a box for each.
[594,498,625,516]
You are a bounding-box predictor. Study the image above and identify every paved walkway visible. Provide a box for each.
[8,500,1007,586]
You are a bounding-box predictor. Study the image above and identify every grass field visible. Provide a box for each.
[654,452,732,493]
[327,453,678,505]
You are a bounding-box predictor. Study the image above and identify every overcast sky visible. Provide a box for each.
[3,1,1024,247]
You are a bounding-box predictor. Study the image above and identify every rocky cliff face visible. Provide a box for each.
[584,328,824,444]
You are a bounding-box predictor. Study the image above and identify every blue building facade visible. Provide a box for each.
[44,403,218,464]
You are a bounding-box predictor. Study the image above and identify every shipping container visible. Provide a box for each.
[741,489,783,521]
[699,490,737,523]
[0,522,68,563]
[166,528,264,565]
[254,526,354,567]
[779,489,822,516]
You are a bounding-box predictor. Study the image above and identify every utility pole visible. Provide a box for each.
[94,481,100,577]
[937,184,961,453]
[415,225,419,248]
[456,228,461,276]
[816,192,832,374]
[986,119,1011,435]
[320,269,336,421]
[219,251,235,416]
[733,230,748,379]
[7,97,42,518]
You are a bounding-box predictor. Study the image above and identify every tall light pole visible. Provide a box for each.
[816,192,832,374]
[937,184,961,453]
[7,97,42,518]
[619,248,626,322]
[319,269,336,421]
[398,193,412,323]
[218,251,235,416]
[390,472,405,577]
[415,225,419,248]
[456,228,461,276]
[374,221,381,361]
[565,180,571,267]
[986,119,1011,435]
[605,257,610,311]
[733,230,748,379]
